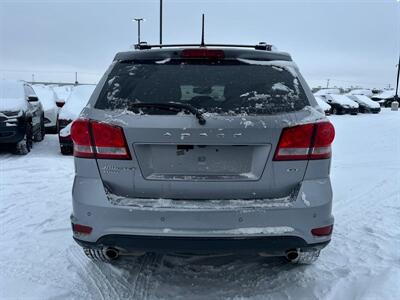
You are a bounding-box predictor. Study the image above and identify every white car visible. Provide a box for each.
[347,94,381,113]
[315,96,332,115]
[32,84,60,133]
[58,85,95,154]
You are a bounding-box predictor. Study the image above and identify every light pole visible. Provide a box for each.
[159,0,163,45]
[395,52,400,102]
[395,0,400,102]
[133,18,144,45]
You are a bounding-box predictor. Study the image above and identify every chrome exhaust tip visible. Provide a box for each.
[103,247,119,260]
[285,249,299,262]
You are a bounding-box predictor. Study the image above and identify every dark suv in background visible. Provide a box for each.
[0,80,45,154]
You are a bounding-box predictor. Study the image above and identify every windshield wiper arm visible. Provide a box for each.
[128,102,206,125]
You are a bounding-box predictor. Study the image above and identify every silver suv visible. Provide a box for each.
[71,44,335,264]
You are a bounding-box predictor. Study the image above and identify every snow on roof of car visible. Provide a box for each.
[52,85,73,101]
[372,90,395,100]
[314,96,331,111]
[326,94,359,108]
[347,89,373,97]
[0,79,28,112]
[58,85,95,120]
[32,84,58,111]
[347,94,380,108]
[314,88,341,96]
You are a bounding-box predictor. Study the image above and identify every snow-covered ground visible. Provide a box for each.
[1,109,399,300]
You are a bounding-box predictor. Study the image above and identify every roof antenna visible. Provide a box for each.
[200,13,205,47]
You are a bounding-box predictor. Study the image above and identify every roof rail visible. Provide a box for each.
[134,42,273,51]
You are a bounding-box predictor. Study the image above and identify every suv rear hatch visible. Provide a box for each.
[78,50,325,200]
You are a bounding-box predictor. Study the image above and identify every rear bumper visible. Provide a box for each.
[71,161,334,254]
[74,234,330,255]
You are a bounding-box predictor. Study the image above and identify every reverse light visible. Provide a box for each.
[180,49,225,59]
[274,122,335,161]
[70,119,131,160]
[311,225,333,236]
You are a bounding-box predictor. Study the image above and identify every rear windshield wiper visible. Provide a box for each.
[128,102,206,125]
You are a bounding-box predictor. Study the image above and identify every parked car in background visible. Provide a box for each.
[347,89,373,97]
[315,96,332,115]
[347,94,380,113]
[32,84,60,133]
[58,85,95,154]
[371,90,396,107]
[318,94,359,115]
[0,80,45,154]
[314,88,341,96]
[71,44,335,265]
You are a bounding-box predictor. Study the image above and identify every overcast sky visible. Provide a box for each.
[0,0,399,88]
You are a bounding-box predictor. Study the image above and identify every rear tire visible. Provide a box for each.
[60,145,73,155]
[15,122,33,155]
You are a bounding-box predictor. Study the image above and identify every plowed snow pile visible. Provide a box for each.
[0,109,399,300]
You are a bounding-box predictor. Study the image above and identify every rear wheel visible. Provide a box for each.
[60,145,73,155]
[15,122,33,155]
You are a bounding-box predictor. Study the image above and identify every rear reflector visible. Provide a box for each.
[311,225,333,236]
[181,49,225,59]
[72,223,93,235]
[71,119,131,160]
[274,122,335,161]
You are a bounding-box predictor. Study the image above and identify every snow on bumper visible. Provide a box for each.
[71,174,333,247]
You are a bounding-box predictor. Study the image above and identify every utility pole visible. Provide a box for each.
[75,72,78,85]
[133,18,144,45]
[326,79,330,88]
[159,0,163,45]
[31,74,35,83]
[395,51,400,101]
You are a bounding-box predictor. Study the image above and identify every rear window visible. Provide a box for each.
[95,60,309,115]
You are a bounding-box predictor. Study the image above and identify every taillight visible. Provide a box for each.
[311,225,333,236]
[180,49,225,59]
[91,121,131,159]
[71,119,131,160]
[274,122,335,161]
[71,119,93,158]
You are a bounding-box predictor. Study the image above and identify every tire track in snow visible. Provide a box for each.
[67,247,122,300]
[131,253,163,300]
